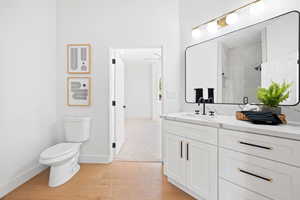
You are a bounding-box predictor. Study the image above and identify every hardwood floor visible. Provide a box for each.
[3,162,195,200]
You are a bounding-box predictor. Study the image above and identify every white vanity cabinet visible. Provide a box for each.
[219,178,271,200]
[219,129,300,200]
[163,120,218,200]
[162,115,300,200]
[219,128,300,166]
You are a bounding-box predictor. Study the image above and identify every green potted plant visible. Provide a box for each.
[256,81,292,115]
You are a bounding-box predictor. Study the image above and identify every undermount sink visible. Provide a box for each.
[183,113,216,121]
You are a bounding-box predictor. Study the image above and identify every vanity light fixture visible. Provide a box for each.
[249,0,265,15]
[192,28,202,39]
[207,21,219,33]
[226,12,239,25]
[191,0,263,38]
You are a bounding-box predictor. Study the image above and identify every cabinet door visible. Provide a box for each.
[186,139,218,200]
[166,133,186,185]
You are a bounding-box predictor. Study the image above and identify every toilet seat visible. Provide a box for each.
[40,143,80,164]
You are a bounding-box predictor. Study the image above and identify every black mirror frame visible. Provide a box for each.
[185,10,300,106]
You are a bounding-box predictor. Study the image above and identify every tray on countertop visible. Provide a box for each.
[236,111,287,124]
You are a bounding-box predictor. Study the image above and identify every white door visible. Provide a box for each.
[114,56,125,155]
[186,139,218,200]
[166,133,186,185]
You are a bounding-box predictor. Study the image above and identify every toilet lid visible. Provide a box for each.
[40,143,80,159]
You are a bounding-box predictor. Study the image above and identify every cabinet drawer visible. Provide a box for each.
[163,120,218,145]
[219,178,270,200]
[219,128,300,166]
[219,148,300,200]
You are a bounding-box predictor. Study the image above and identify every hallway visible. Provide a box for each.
[116,119,161,161]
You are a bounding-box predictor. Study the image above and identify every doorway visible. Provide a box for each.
[109,48,163,162]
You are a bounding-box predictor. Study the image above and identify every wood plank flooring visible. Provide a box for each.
[3,162,195,200]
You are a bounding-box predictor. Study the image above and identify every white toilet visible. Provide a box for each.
[39,117,91,187]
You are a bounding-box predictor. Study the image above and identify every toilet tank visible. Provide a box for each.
[64,117,91,142]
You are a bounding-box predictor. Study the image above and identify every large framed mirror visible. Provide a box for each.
[185,11,300,105]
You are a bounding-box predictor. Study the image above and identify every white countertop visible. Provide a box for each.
[161,113,300,141]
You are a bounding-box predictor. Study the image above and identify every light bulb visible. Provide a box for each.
[192,28,202,39]
[226,13,239,25]
[207,21,219,33]
[250,1,265,16]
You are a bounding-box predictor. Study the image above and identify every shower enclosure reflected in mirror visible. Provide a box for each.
[185,11,300,105]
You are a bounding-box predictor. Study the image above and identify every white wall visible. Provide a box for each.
[179,0,300,121]
[56,0,181,162]
[0,0,57,197]
[125,61,153,119]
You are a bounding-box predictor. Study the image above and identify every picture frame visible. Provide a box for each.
[67,44,91,74]
[67,77,91,106]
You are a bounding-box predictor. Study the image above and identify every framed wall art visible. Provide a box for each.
[67,77,91,106]
[67,44,91,74]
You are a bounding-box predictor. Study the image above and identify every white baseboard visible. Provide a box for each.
[79,154,111,164]
[0,164,47,198]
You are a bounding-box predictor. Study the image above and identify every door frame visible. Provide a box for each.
[108,46,165,162]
